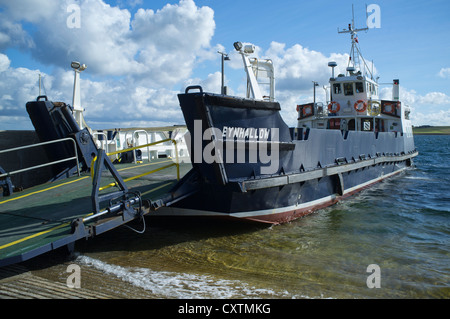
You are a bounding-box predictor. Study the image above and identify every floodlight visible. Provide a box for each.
[243,44,255,54]
[71,61,87,71]
[71,61,81,69]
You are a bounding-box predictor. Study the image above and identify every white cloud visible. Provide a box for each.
[0,55,42,112]
[264,41,351,93]
[0,55,42,130]
[438,67,450,79]
[31,0,141,76]
[413,110,450,126]
[0,0,218,129]
[380,86,450,126]
[1,0,216,86]
[230,41,351,126]
[0,1,448,130]
[257,41,448,127]
[0,0,59,22]
[129,0,215,84]
[52,71,185,128]
[183,71,224,95]
[417,92,450,105]
[380,86,450,106]
[0,57,186,130]
[0,53,10,71]
[0,15,35,50]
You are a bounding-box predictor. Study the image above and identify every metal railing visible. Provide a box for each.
[90,138,180,192]
[95,129,175,164]
[92,132,109,154]
[131,129,150,163]
[0,138,80,179]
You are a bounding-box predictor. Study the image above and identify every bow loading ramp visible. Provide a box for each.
[0,156,193,267]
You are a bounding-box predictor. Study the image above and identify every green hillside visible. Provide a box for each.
[413,126,450,135]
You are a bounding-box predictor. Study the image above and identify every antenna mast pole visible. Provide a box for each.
[338,5,368,74]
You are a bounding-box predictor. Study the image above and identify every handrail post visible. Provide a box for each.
[71,138,81,177]
[133,130,150,163]
[172,139,180,180]
[92,132,108,154]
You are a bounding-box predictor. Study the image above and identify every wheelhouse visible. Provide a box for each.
[297,72,409,135]
[296,20,412,137]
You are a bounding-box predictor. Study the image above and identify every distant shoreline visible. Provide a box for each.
[413,126,450,135]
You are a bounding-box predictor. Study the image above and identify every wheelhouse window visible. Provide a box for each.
[328,118,341,130]
[333,83,342,95]
[368,82,378,96]
[355,82,364,93]
[348,119,355,130]
[344,83,354,96]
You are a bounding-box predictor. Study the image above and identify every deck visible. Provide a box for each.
[0,158,191,267]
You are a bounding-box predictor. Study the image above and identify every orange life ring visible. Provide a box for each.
[328,101,340,113]
[302,104,313,117]
[354,100,367,112]
[384,102,395,114]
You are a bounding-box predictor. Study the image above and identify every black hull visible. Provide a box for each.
[156,88,418,224]
[159,159,411,224]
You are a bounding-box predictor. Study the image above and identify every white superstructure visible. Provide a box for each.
[297,18,413,139]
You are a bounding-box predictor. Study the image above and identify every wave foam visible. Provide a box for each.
[76,255,291,298]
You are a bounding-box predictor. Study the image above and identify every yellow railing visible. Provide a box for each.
[91,138,180,191]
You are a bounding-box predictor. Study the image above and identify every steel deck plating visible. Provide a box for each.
[0,159,190,267]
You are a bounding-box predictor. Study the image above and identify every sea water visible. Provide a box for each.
[29,135,449,299]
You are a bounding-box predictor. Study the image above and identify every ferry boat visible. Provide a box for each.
[154,20,418,224]
[0,17,418,267]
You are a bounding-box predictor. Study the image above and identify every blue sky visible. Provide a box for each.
[1,0,449,130]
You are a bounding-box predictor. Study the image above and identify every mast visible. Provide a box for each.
[71,61,87,129]
[233,41,263,100]
[338,5,373,79]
